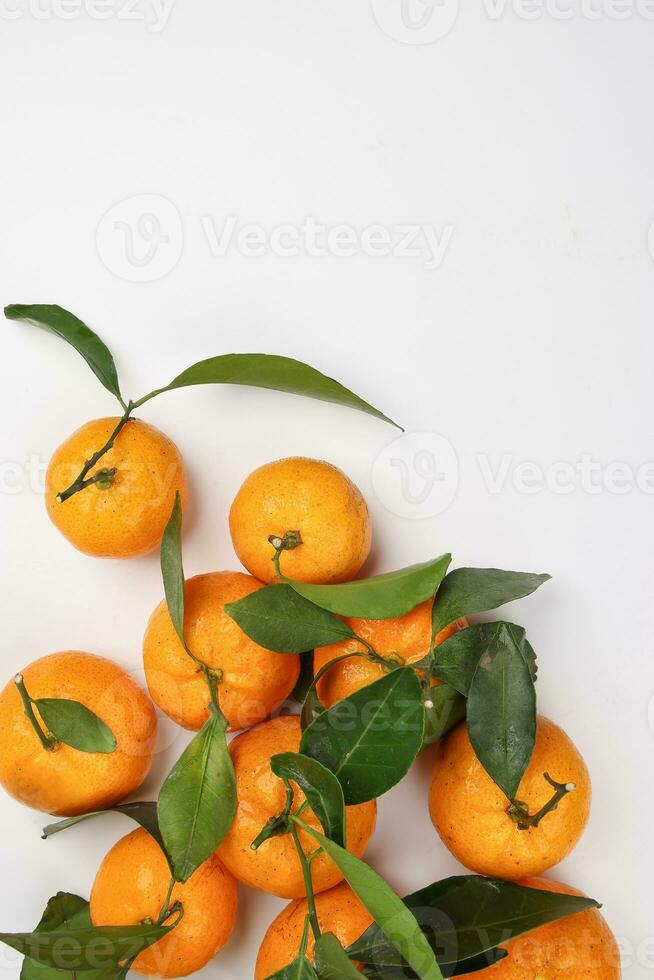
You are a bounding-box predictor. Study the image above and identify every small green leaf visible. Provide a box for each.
[5,305,122,402]
[300,668,424,805]
[264,954,319,980]
[225,584,355,653]
[431,567,550,636]
[349,875,600,970]
[295,823,443,980]
[143,353,399,429]
[421,684,467,748]
[20,894,115,980]
[42,803,168,864]
[313,933,362,979]
[158,713,236,882]
[466,624,537,799]
[286,555,451,620]
[160,493,186,647]
[271,752,346,847]
[33,700,116,754]
[432,622,537,696]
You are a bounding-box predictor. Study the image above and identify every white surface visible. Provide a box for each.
[1,3,653,978]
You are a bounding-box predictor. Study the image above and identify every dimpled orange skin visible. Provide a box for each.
[143,572,300,732]
[90,829,238,978]
[45,417,188,559]
[0,652,157,816]
[254,882,374,979]
[218,716,377,899]
[459,878,621,978]
[429,716,591,880]
[314,598,468,708]
[229,457,372,585]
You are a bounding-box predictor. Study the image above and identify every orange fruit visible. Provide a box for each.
[429,716,591,880]
[254,882,374,979]
[459,877,621,978]
[45,417,188,559]
[0,652,157,816]
[229,457,371,585]
[314,598,467,708]
[218,715,377,899]
[90,828,238,978]
[143,571,300,731]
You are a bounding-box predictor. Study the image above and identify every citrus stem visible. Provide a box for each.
[508,773,577,830]
[14,674,58,751]
[57,405,134,502]
[290,820,321,941]
[156,878,177,926]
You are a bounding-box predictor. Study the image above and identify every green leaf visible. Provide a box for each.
[20,894,115,980]
[42,803,167,862]
[160,493,186,647]
[349,875,600,970]
[2,906,177,972]
[421,684,466,748]
[265,955,319,980]
[431,567,550,636]
[271,752,346,847]
[285,555,451,620]
[294,823,443,980]
[362,948,509,978]
[313,933,362,979]
[33,700,116,754]
[158,712,236,882]
[300,668,424,805]
[465,624,537,799]
[5,305,122,402]
[289,652,315,707]
[432,622,537,696]
[144,353,399,429]
[225,584,355,654]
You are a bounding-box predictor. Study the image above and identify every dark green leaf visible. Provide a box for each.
[349,875,600,970]
[432,623,537,696]
[21,895,104,980]
[271,752,346,847]
[158,712,236,882]
[42,803,167,861]
[361,948,508,977]
[432,568,550,635]
[295,823,443,980]
[314,933,362,979]
[33,700,116,754]
[5,305,122,402]
[144,353,399,428]
[225,584,355,654]
[300,668,424,805]
[465,624,537,799]
[421,685,466,748]
[265,954,319,980]
[286,555,451,620]
[160,493,186,647]
[289,652,315,707]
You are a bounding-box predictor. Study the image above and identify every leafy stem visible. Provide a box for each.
[156,878,178,926]
[57,405,134,502]
[14,675,58,752]
[507,773,577,830]
[290,818,321,941]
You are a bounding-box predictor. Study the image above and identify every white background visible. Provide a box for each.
[1,2,653,977]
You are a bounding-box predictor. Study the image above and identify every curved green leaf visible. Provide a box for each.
[42,803,167,860]
[294,822,443,980]
[432,622,537,696]
[142,353,399,428]
[225,584,355,653]
[158,712,236,882]
[265,954,319,980]
[286,555,451,620]
[20,894,113,980]
[466,624,537,799]
[160,493,186,647]
[300,668,424,804]
[421,684,466,748]
[5,305,122,402]
[349,875,600,970]
[431,568,550,635]
[362,948,509,977]
[314,934,362,979]
[34,699,116,754]
[271,752,345,847]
